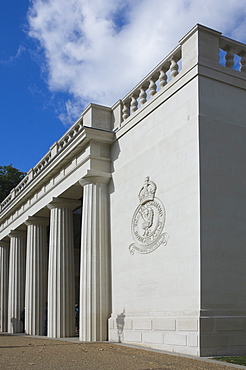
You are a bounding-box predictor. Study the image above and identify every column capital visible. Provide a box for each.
[47,197,81,211]
[79,171,111,187]
[25,216,49,227]
[8,230,26,239]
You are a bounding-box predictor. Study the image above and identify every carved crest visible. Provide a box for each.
[129,177,169,255]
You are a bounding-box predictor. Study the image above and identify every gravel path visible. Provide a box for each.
[0,334,245,369]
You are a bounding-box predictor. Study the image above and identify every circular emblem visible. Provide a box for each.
[132,198,165,246]
[129,177,169,255]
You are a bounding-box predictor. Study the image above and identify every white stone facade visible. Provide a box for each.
[0,24,246,356]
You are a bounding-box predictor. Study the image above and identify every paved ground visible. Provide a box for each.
[0,333,245,369]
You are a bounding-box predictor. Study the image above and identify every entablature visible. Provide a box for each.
[0,124,114,238]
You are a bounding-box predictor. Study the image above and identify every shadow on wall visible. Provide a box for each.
[10,317,22,333]
[109,139,121,196]
[116,309,125,343]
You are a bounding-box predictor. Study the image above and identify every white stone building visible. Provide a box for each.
[0,24,246,357]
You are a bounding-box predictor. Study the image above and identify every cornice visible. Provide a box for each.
[0,126,114,221]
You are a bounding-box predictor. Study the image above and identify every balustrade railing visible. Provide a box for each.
[0,116,84,213]
[15,176,29,195]
[57,116,83,152]
[121,45,182,122]
[119,34,246,125]
[33,153,52,176]
[0,193,12,210]
[219,36,246,72]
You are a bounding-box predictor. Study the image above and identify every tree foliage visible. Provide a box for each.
[0,165,26,203]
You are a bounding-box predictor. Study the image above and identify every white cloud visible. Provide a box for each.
[0,45,26,64]
[27,0,246,124]
[57,98,83,126]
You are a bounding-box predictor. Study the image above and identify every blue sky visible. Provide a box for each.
[0,0,68,173]
[1,0,246,173]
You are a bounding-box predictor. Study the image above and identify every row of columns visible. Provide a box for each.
[0,177,111,341]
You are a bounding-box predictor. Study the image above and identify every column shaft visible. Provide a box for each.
[8,231,26,333]
[47,198,78,338]
[80,181,111,341]
[25,217,48,335]
[0,241,9,332]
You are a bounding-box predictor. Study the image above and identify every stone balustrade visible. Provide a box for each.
[119,30,246,125]
[219,36,246,72]
[0,116,84,213]
[57,116,83,152]
[33,154,52,176]
[0,194,12,210]
[121,45,182,122]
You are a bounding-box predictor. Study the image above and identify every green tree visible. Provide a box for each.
[0,165,26,203]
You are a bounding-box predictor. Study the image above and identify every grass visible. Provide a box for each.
[213,356,246,366]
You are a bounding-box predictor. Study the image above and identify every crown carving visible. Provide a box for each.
[138,177,157,205]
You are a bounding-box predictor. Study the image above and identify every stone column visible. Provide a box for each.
[25,216,49,335]
[0,241,10,332]
[47,198,79,338]
[79,176,111,341]
[8,230,26,333]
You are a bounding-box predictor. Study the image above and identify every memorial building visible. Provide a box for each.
[0,24,246,357]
